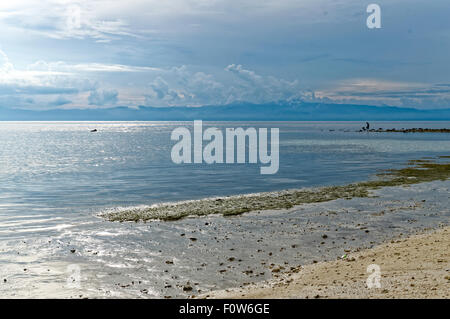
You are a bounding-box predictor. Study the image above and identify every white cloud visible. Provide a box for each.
[0,49,73,89]
[0,1,143,42]
[315,78,450,109]
[0,0,368,42]
[28,60,161,73]
[88,88,118,106]
[0,49,14,73]
[1,0,448,111]
[0,49,103,109]
[224,64,302,103]
[143,64,305,106]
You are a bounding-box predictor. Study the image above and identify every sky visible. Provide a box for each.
[0,0,450,110]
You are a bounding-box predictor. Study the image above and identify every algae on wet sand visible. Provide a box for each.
[100,158,450,222]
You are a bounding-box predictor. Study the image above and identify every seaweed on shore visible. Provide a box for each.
[100,158,450,222]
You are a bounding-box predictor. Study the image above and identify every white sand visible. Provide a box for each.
[203,226,450,299]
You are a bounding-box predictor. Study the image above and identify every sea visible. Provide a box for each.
[0,121,449,298]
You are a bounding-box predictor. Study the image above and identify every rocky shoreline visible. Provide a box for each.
[359,128,450,133]
[101,158,450,222]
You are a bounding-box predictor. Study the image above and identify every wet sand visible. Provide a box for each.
[204,226,450,299]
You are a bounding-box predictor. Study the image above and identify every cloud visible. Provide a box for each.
[316,79,450,109]
[147,77,175,100]
[88,89,119,106]
[145,74,214,106]
[27,60,161,73]
[0,85,79,95]
[4,42,450,110]
[0,1,144,42]
[66,63,161,73]
[0,49,102,109]
[0,95,35,108]
[4,47,307,109]
[1,0,450,112]
[1,50,88,89]
[224,64,302,103]
[143,64,305,107]
[0,49,14,72]
[0,49,160,109]
[49,96,72,107]
[144,66,225,106]
[0,0,368,44]
[0,50,80,106]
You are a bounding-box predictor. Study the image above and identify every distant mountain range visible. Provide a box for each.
[1,101,450,121]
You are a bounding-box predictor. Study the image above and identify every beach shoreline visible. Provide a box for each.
[201,226,450,299]
[102,158,450,222]
[1,148,449,298]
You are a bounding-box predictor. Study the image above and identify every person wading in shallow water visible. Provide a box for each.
[361,122,370,131]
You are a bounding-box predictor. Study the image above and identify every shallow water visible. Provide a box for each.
[0,121,449,298]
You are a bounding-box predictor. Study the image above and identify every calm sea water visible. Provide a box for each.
[0,121,449,297]
[0,121,449,238]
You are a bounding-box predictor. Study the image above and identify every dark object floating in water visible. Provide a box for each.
[358,128,450,133]
[90,129,97,132]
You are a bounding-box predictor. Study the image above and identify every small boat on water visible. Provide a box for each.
[90,129,97,132]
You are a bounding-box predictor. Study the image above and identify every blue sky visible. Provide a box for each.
[0,0,449,110]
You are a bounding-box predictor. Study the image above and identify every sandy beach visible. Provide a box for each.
[204,226,450,299]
